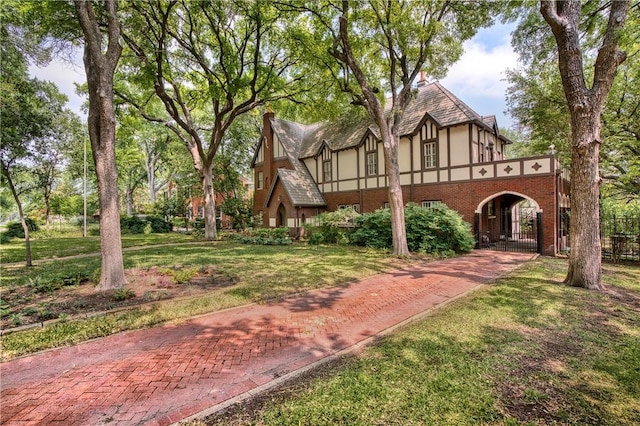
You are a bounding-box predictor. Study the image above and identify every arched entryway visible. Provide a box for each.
[474,191,543,254]
[276,203,287,227]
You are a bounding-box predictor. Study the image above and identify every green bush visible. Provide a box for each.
[120,216,145,234]
[306,207,359,245]
[238,227,292,245]
[120,215,172,234]
[404,203,475,255]
[349,204,475,255]
[145,215,172,233]
[0,218,39,241]
[349,208,393,249]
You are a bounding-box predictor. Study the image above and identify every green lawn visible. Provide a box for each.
[0,232,196,264]
[203,257,640,426]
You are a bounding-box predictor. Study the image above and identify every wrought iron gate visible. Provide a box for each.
[476,209,541,254]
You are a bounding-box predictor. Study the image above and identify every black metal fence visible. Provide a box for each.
[477,210,541,254]
[601,216,640,262]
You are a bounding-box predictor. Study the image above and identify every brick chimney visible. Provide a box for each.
[417,70,427,87]
[262,109,275,189]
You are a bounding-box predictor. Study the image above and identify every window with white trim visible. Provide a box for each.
[423,139,436,168]
[257,171,264,190]
[421,200,443,209]
[323,160,332,182]
[366,151,377,175]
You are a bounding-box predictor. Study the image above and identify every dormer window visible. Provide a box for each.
[365,134,379,176]
[423,139,436,168]
[323,159,332,182]
[366,151,378,176]
[321,146,332,182]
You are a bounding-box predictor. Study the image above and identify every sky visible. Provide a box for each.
[440,22,520,130]
[29,22,520,130]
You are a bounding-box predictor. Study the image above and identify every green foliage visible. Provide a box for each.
[28,270,91,293]
[157,266,198,285]
[113,287,136,302]
[153,193,190,222]
[507,3,640,200]
[237,227,292,246]
[306,207,359,245]
[120,215,172,234]
[144,215,172,233]
[349,209,393,250]
[350,204,475,255]
[404,203,475,255]
[219,197,256,231]
[0,218,39,241]
[120,215,145,234]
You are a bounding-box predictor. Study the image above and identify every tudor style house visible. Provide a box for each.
[252,80,570,255]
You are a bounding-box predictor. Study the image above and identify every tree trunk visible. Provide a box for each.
[92,126,126,290]
[564,109,602,289]
[126,187,133,216]
[1,164,32,267]
[201,167,217,240]
[148,165,156,203]
[75,0,125,291]
[382,127,409,256]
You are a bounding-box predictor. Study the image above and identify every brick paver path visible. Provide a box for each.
[1,251,535,425]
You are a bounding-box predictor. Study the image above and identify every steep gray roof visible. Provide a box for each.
[398,82,484,135]
[274,168,326,207]
[265,119,327,207]
[271,81,495,160]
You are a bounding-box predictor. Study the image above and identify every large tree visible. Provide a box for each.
[118,0,302,240]
[0,18,66,266]
[287,0,495,255]
[74,0,126,290]
[540,0,630,290]
[31,108,83,229]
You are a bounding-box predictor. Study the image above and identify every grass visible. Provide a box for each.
[0,241,412,359]
[0,231,196,264]
[203,257,640,426]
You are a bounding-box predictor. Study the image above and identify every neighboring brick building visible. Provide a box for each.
[170,175,253,230]
[252,81,570,255]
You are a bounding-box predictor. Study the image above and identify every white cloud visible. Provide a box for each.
[439,28,520,129]
[442,40,518,97]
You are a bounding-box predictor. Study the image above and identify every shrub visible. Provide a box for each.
[238,227,292,245]
[349,208,393,249]
[0,218,39,241]
[120,215,145,234]
[145,215,172,233]
[306,207,359,245]
[113,287,136,301]
[404,203,475,255]
[27,270,92,293]
[349,204,475,255]
[120,215,172,234]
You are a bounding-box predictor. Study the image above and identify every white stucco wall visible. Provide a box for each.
[449,126,469,166]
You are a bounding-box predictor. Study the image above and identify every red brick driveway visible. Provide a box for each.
[0,251,535,425]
